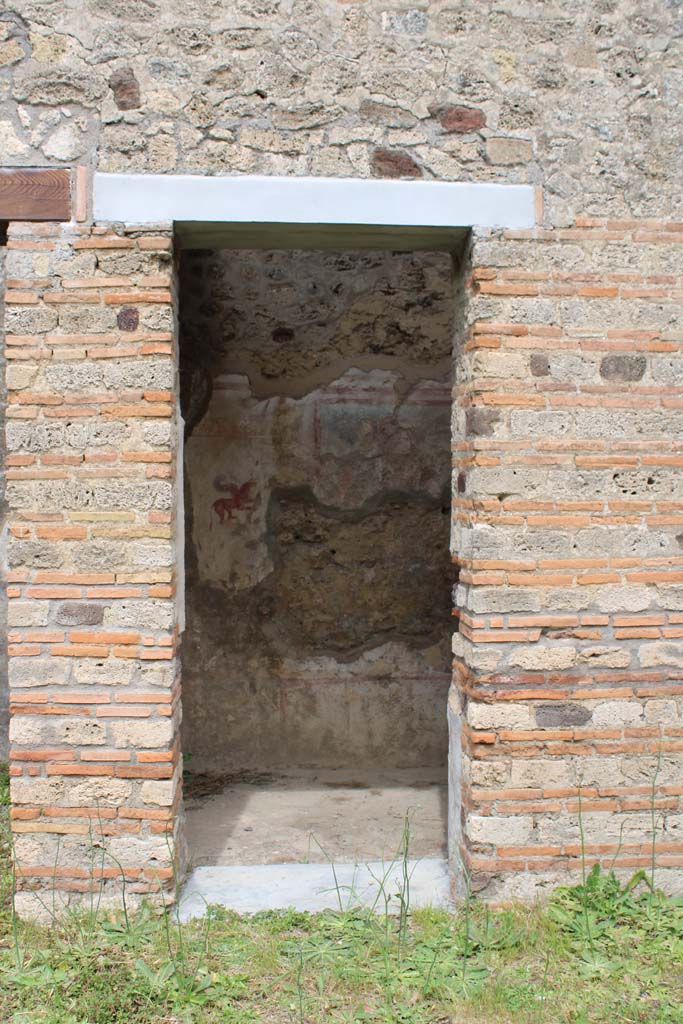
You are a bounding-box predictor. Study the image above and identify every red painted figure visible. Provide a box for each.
[210,480,256,528]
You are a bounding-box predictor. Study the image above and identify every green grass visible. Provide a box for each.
[0,764,682,1023]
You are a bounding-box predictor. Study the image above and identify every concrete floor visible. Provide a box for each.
[183,768,448,867]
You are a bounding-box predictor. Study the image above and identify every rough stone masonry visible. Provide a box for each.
[0,0,682,913]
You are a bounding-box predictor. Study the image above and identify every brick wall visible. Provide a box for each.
[4,221,183,916]
[0,242,7,762]
[452,218,683,899]
[3,211,683,910]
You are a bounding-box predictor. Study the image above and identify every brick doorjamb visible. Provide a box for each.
[4,216,183,917]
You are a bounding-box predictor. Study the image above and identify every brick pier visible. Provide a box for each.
[452,219,683,899]
[5,222,183,916]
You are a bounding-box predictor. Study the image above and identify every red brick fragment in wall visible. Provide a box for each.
[430,104,486,133]
[108,67,141,110]
[371,147,422,178]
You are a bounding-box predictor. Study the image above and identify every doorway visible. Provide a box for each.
[178,245,464,870]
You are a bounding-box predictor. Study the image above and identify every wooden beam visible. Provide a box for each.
[0,167,71,221]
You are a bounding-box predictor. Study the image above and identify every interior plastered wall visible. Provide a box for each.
[179,248,461,773]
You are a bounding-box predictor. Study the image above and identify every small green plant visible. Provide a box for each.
[649,735,663,906]
[295,943,306,1023]
[576,783,596,960]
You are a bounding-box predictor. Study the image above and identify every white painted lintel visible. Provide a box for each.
[93,173,535,241]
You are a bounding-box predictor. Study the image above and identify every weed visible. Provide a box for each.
[650,735,663,906]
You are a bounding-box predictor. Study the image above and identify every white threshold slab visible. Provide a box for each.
[93,173,535,239]
[178,859,451,920]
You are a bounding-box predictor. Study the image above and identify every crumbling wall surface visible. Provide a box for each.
[452,221,683,900]
[0,2,681,224]
[180,249,456,772]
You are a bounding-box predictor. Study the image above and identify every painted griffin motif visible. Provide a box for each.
[210,478,257,528]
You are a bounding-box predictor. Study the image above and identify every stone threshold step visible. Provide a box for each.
[178,858,451,920]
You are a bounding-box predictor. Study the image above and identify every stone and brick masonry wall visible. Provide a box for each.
[4,220,183,916]
[1,0,682,911]
[4,210,683,908]
[3,208,683,909]
[452,217,683,900]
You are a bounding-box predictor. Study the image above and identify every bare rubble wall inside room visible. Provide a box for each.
[179,248,462,773]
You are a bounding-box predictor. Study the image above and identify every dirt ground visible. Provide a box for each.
[183,768,448,867]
